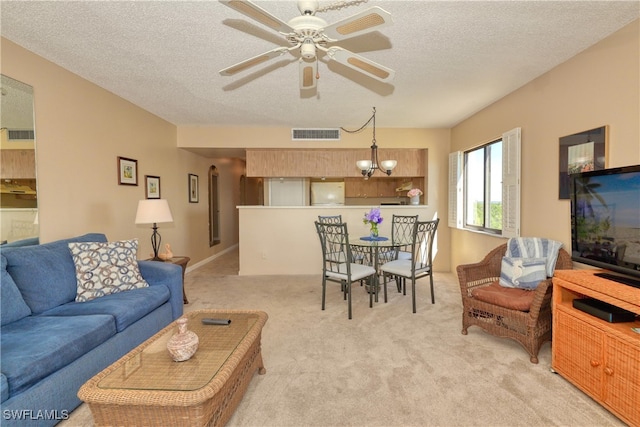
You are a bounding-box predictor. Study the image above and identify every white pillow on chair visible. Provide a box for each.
[499,256,547,290]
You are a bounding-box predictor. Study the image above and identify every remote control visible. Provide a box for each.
[201,318,231,325]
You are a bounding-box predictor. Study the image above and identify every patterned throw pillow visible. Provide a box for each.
[69,239,149,302]
[499,256,547,290]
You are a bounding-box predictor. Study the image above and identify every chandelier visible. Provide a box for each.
[343,107,397,179]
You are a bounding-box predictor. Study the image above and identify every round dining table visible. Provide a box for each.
[349,235,413,307]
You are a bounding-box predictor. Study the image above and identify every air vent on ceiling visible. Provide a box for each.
[292,128,341,141]
[7,130,35,140]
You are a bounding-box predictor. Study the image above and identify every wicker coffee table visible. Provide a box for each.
[78,309,268,427]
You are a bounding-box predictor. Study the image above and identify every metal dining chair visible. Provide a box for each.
[317,215,342,224]
[314,221,376,319]
[380,218,439,313]
[391,214,419,260]
[380,214,419,292]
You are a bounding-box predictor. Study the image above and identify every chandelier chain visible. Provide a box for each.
[316,0,369,13]
[340,107,376,135]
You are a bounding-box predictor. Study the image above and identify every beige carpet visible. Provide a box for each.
[61,249,622,426]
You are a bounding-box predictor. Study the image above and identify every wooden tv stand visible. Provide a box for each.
[552,270,640,426]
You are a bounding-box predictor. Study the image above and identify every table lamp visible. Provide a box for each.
[135,199,173,261]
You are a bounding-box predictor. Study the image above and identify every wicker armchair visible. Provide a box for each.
[456,243,573,363]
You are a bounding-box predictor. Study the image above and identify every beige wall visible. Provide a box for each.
[238,205,447,275]
[450,20,640,269]
[180,127,452,274]
[0,38,240,264]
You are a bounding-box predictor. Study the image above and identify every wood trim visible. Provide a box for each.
[246,148,425,178]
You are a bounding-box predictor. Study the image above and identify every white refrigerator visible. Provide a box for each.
[311,182,345,206]
[267,178,309,206]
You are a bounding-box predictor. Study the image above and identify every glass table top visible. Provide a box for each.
[349,236,412,248]
[97,311,261,392]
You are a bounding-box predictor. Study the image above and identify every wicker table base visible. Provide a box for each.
[78,310,268,427]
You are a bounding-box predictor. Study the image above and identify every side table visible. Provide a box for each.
[147,256,190,304]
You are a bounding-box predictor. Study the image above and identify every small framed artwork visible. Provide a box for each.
[558,125,608,199]
[189,173,199,203]
[117,156,138,186]
[145,175,161,199]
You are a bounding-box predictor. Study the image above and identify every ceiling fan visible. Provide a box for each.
[219,0,395,90]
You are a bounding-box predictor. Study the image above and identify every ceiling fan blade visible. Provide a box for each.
[322,6,393,41]
[299,59,317,90]
[323,47,394,83]
[219,0,294,34]
[219,47,290,76]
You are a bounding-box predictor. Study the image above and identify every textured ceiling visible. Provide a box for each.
[1,1,638,130]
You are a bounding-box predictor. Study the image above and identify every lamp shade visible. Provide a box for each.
[356,160,372,171]
[380,160,397,171]
[135,199,173,224]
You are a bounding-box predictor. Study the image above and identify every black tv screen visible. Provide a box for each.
[570,164,640,283]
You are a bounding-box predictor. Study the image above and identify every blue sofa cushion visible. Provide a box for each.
[41,285,170,332]
[0,237,39,248]
[1,255,31,326]
[0,314,116,398]
[69,239,149,302]
[1,373,8,403]
[1,233,108,314]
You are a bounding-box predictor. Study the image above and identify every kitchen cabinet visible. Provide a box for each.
[344,178,368,198]
[552,270,640,427]
[375,179,398,197]
[344,177,424,199]
[0,149,36,179]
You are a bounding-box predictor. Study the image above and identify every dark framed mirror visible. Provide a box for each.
[208,165,220,246]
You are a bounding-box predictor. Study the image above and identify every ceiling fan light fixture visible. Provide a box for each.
[300,39,316,59]
[219,0,395,90]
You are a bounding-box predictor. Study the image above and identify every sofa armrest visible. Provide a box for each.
[138,261,183,320]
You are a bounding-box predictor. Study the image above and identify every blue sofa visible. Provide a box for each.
[0,233,183,426]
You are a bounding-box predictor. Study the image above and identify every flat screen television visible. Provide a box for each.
[570,164,640,288]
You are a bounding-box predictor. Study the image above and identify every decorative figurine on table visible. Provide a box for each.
[166,317,199,362]
[158,243,174,261]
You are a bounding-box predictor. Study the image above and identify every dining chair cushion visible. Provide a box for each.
[326,263,376,281]
[471,281,535,312]
[397,251,412,260]
[380,259,412,276]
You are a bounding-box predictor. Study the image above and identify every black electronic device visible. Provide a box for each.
[572,298,637,323]
[570,164,640,287]
[201,318,231,325]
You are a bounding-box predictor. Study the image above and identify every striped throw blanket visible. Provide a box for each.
[506,237,563,277]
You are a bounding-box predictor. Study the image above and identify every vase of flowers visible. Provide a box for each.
[407,188,423,205]
[363,207,383,238]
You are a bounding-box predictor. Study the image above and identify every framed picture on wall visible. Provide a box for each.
[189,173,199,203]
[145,175,160,199]
[558,125,608,199]
[118,157,138,186]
